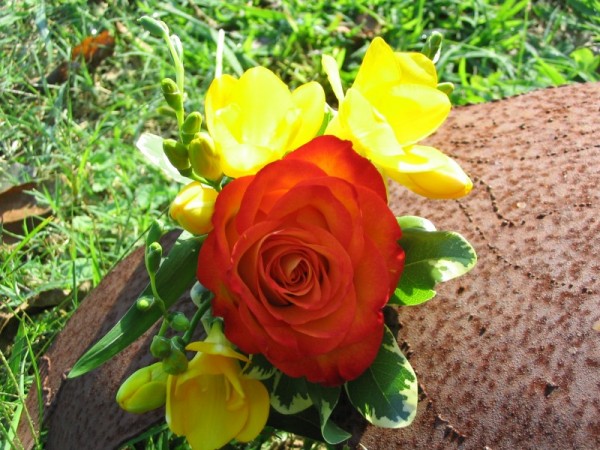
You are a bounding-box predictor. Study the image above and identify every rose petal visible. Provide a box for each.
[285,135,388,201]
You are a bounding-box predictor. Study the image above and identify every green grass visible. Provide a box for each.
[0,0,598,448]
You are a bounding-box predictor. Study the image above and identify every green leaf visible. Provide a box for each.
[306,383,351,444]
[242,353,277,381]
[270,371,313,414]
[345,326,417,428]
[390,229,477,306]
[68,233,202,378]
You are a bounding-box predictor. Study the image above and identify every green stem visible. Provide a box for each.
[148,271,167,316]
[163,34,185,128]
[182,300,212,345]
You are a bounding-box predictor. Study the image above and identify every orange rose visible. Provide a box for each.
[197,136,404,385]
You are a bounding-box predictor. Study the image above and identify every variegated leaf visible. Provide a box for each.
[306,383,351,444]
[345,325,418,428]
[270,371,312,414]
[242,353,276,381]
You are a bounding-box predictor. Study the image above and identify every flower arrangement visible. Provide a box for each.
[69,17,477,449]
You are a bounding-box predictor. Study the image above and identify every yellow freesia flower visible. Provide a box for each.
[205,66,325,177]
[323,37,472,199]
[166,324,270,450]
[169,181,218,235]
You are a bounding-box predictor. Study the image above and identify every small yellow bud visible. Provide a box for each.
[116,363,167,414]
[169,182,218,235]
[188,133,223,181]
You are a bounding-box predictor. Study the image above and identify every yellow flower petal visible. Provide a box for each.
[394,52,438,87]
[375,144,450,174]
[286,81,326,151]
[235,67,292,146]
[386,145,473,199]
[205,74,238,134]
[333,88,403,159]
[366,83,451,145]
[353,37,402,95]
[234,378,270,443]
[183,374,249,450]
[321,54,345,103]
[186,341,249,362]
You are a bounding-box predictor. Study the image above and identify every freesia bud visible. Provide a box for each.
[163,139,190,170]
[145,242,163,275]
[136,295,154,311]
[116,362,167,414]
[139,16,169,38]
[161,78,183,113]
[188,133,223,181]
[150,335,172,359]
[162,347,188,374]
[181,112,202,144]
[190,281,211,307]
[422,31,443,62]
[146,220,164,247]
[169,181,218,235]
[437,82,454,96]
[170,312,190,332]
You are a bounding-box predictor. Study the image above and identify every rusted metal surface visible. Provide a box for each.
[356,81,600,449]
[16,82,600,449]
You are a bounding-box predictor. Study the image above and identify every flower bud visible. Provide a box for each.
[171,335,186,352]
[146,220,164,247]
[145,242,163,275]
[139,16,169,38]
[169,181,218,235]
[189,133,223,181]
[162,347,188,375]
[437,82,454,96]
[157,106,177,118]
[161,78,183,113]
[150,335,172,359]
[170,312,190,332]
[116,362,167,414]
[163,139,190,170]
[181,112,202,145]
[190,281,211,308]
[422,31,443,62]
[136,295,154,311]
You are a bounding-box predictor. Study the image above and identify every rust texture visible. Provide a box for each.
[357,81,600,449]
[16,82,600,449]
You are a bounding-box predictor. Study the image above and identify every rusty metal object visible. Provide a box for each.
[16,82,600,449]
[356,82,600,448]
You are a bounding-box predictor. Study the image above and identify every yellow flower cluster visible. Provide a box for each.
[169,37,472,235]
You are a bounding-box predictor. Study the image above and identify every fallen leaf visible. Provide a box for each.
[0,182,52,244]
[40,30,116,87]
